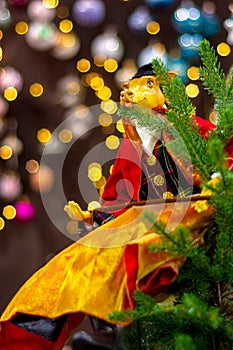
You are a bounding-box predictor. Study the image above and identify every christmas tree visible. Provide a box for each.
[110,39,233,350]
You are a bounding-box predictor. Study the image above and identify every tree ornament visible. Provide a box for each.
[27,0,55,21]
[172,1,204,34]
[0,3,11,28]
[14,200,35,222]
[72,0,106,28]
[178,33,203,60]
[201,2,220,37]
[167,55,189,82]
[6,0,28,7]
[224,6,233,45]
[0,172,22,201]
[91,30,124,61]
[51,32,81,61]
[25,21,57,51]
[127,6,152,34]
[137,42,168,67]
[0,66,23,92]
[145,0,175,8]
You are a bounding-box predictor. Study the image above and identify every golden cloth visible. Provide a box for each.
[0,201,214,346]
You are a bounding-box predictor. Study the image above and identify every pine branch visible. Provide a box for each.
[199,39,227,110]
[152,58,212,179]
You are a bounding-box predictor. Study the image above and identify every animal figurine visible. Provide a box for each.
[0,64,218,350]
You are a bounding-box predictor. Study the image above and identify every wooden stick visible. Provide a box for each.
[93,195,211,213]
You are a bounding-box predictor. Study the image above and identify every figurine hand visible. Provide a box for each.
[64,201,93,225]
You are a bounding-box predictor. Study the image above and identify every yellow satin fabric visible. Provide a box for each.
[0,201,214,326]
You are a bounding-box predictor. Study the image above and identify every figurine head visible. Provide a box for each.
[120,63,176,109]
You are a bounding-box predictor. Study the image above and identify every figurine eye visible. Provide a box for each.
[147,79,154,87]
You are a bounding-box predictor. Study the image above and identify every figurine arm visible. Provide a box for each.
[64,201,94,225]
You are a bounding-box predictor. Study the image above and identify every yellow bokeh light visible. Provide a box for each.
[0,217,5,230]
[85,72,99,86]
[0,30,3,40]
[98,113,112,127]
[37,128,52,143]
[4,87,18,101]
[3,205,16,220]
[29,83,43,97]
[59,129,73,143]
[109,164,114,174]
[0,145,13,160]
[187,66,199,80]
[93,176,106,189]
[0,47,2,61]
[15,21,28,35]
[43,0,59,9]
[66,220,79,235]
[88,164,102,182]
[146,21,160,35]
[104,59,118,73]
[116,119,125,133]
[101,99,117,114]
[185,83,199,98]
[217,42,231,56]
[93,54,106,67]
[25,159,39,174]
[87,201,101,211]
[59,19,73,33]
[105,135,120,150]
[90,76,104,90]
[97,86,112,101]
[77,59,91,73]
[57,32,76,48]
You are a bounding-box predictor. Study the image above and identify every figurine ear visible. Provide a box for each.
[121,81,130,90]
[168,72,177,80]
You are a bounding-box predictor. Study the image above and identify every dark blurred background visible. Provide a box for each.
[0,0,232,314]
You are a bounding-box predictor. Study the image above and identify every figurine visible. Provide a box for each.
[0,64,219,350]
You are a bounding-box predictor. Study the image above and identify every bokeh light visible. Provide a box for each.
[217,42,231,56]
[3,205,16,220]
[15,21,28,35]
[105,135,120,149]
[0,217,5,230]
[146,21,160,35]
[0,145,13,160]
[25,159,40,174]
[59,129,73,143]
[29,83,43,97]
[59,19,73,33]
[77,59,91,73]
[37,128,52,143]
[4,87,18,101]
[104,59,118,72]
[185,83,199,98]
[187,66,199,80]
